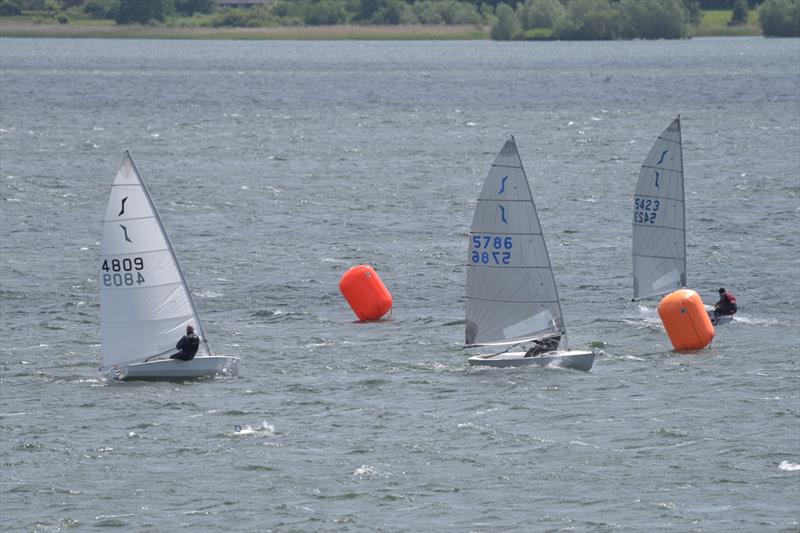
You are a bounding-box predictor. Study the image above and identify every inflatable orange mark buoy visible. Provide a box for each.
[657,289,715,351]
[338,264,393,321]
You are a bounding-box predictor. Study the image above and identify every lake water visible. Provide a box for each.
[1,36,798,532]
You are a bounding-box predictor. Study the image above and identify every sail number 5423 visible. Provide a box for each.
[101,257,145,286]
[633,197,660,224]
[471,235,512,265]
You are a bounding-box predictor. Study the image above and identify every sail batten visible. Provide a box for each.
[468,265,553,270]
[465,138,566,347]
[635,254,686,261]
[476,198,533,203]
[632,118,686,301]
[467,335,550,348]
[101,215,166,224]
[469,296,559,303]
[632,224,684,233]
[100,153,210,369]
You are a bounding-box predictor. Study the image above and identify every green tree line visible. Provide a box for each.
[1,0,797,38]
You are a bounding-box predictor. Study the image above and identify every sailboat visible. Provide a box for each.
[631,118,731,327]
[99,152,240,380]
[465,137,595,370]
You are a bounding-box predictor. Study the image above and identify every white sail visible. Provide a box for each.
[100,153,209,370]
[465,137,564,347]
[632,118,686,300]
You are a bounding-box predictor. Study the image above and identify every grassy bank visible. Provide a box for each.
[0,20,488,40]
[0,9,765,40]
[694,10,762,37]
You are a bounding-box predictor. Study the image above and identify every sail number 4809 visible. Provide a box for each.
[101,257,145,286]
[471,235,512,265]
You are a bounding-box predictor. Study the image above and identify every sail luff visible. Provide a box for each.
[677,117,686,291]
[124,152,212,356]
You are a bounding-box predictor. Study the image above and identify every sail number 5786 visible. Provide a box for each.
[471,235,512,265]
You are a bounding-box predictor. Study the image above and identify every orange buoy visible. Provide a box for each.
[338,264,392,321]
[657,289,715,351]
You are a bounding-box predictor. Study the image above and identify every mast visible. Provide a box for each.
[677,116,686,288]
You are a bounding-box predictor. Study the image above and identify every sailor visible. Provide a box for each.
[524,335,560,357]
[712,287,737,318]
[170,325,200,361]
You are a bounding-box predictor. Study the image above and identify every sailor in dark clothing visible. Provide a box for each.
[713,287,737,318]
[171,324,200,361]
[524,335,561,357]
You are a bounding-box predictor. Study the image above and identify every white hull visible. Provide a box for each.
[705,307,734,326]
[468,350,595,371]
[710,314,734,326]
[106,355,240,381]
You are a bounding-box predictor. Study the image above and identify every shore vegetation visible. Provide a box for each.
[0,0,795,39]
[758,0,800,36]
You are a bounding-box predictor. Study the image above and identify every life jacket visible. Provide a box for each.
[721,292,737,313]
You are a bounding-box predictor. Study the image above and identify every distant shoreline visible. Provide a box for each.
[0,22,490,40]
[0,17,764,40]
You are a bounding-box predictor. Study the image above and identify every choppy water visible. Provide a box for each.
[1,37,799,532]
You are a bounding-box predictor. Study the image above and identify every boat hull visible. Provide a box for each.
[107,355,240,381]
[706,309,734,326]
[468,350,595,371]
